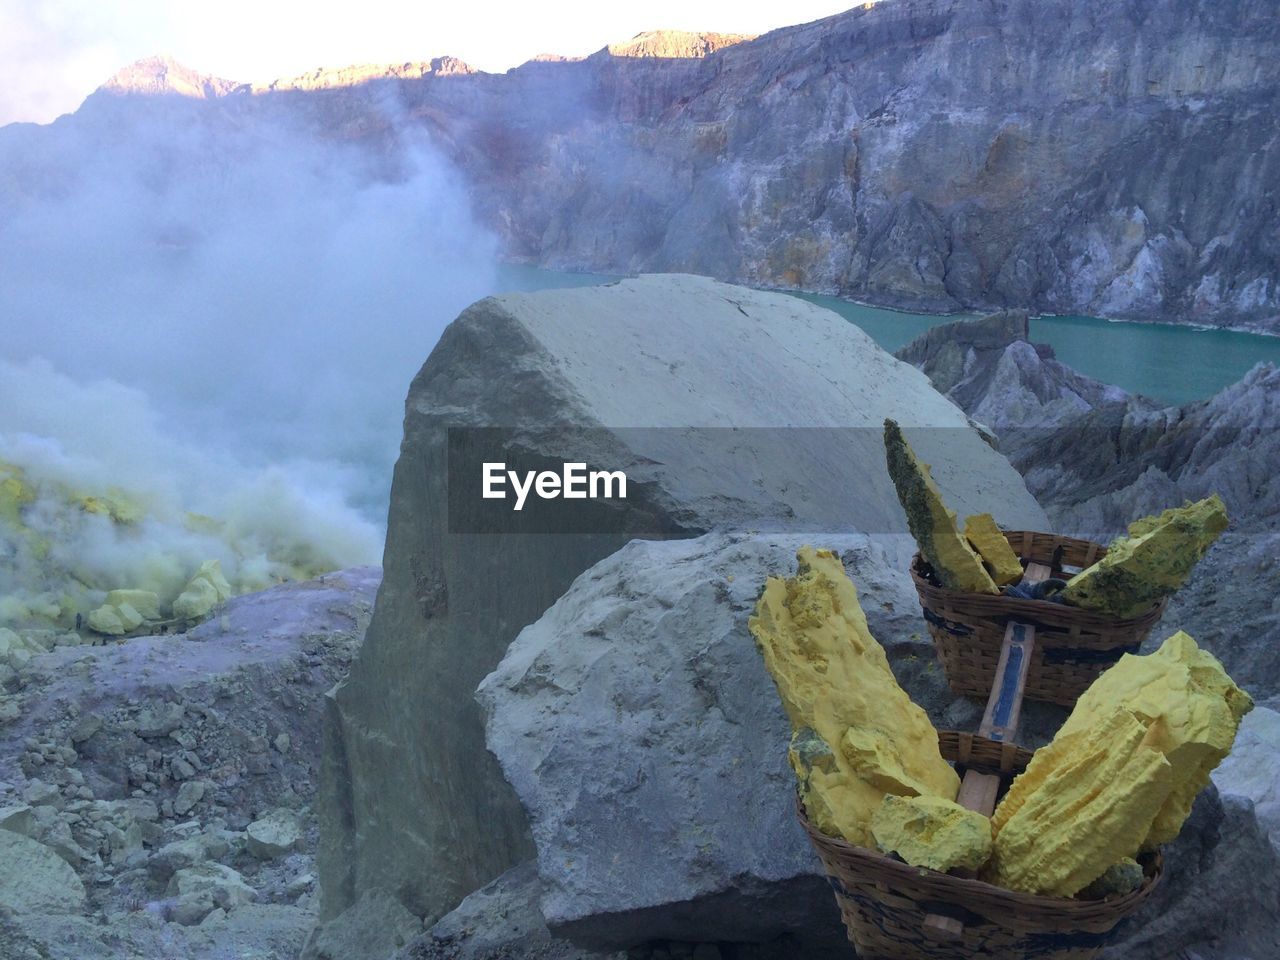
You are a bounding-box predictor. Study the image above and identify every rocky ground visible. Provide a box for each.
[0,566,379,959]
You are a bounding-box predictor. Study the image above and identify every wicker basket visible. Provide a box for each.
[801,731,1162,960]
[911,531,1167,706]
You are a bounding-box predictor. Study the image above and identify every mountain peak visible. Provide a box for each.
[98,56,241,99]
[603,30,754,59]
[252,56,478,93]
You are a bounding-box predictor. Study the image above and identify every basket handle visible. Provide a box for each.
[922,562,1049,941]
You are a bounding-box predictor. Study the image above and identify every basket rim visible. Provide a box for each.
[797,799,1163,918]
[910,536,1167,628]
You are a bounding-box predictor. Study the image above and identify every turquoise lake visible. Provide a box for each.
[497,266,1280,408]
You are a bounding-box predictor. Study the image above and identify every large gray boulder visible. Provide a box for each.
[0,829,86,915]
[313,274,1046,953]
[477,533,916,954]
[1213,706,1280,853]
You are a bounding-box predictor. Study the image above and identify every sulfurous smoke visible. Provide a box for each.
[0,88,498,629]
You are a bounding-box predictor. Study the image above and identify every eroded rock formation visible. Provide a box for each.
[10,0,1280,330]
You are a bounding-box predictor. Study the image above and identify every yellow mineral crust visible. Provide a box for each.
[87,589,162,636]
[750,547,959,845]
[871,794,992,873]
[986,708,1174,897]
[987,631,1252,896]
[963,513,1024,586]
[1056,631,1252,847]
[173,560,234,621]
[1061,496,1228,618]
[883,420,998,595]
[0,461,35,528]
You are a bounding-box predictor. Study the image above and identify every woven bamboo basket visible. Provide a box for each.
[911,531,1167,706]
[800,731,1162,960]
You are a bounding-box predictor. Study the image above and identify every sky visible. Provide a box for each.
[0,0,858,126]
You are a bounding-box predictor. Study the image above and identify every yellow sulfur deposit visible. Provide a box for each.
[1056,630,1253,846]
[871,794,992,873]
[750,546,959,845]
[87,589,162,636]
[78,490,145,525]
[985,708,1174,897]
[1061,496,1228,618]
[963,513,1024,586]
[987,631,1251,896]
[173,560,234,621]
[883,420,998,595]
[0,461,35,528]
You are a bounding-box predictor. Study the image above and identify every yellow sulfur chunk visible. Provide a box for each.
[88,589,161,635]
[750,547,959,845]
[1056,631,1252,847]
[884,420,998,595]
[986,708,1175,897]
[173,560,234,621]
[104,590,161,622]
[963,513,1024,586]
[871,794,992,873]
[1061,496,1228,618]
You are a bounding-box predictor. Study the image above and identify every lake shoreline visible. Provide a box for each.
[502,262,1280,339]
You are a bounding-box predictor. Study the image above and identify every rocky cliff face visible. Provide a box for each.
[8,0,1278,330]
[393,0,1280,330]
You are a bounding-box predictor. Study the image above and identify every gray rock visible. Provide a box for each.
[0,803,36,838]
[315,275,1046,945]
[477,532,919,951]
[303,890,423,960]
[0,829,86,915]
[134,702,185,739]
[246,808,303,859]
[149,833,231,881]
[170,890,220,926]
[173,780,205,816]
[68,716,102,745]
[21,779,62,808]
[1103,787,1280,960]
[397,862,624,960]
[895,311,1148,444]
[1213,706,1280,853]
[167,862,255,911]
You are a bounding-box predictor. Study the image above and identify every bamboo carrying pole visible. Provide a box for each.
[922,561,1052,942]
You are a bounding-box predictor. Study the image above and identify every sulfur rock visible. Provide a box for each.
[173,560,234,620]
[884,420,998,594]
[871,794,992,873]
[87,589,161,635]
[1056,630,1252,847]
[963,513,1024,586]
[987,632,1251,897]
[1061,495,1228,618]
[105,589,161,621]
[985,707,1175,897]
[750,546,959,845]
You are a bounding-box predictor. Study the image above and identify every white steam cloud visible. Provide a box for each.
[0,92,498,627]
